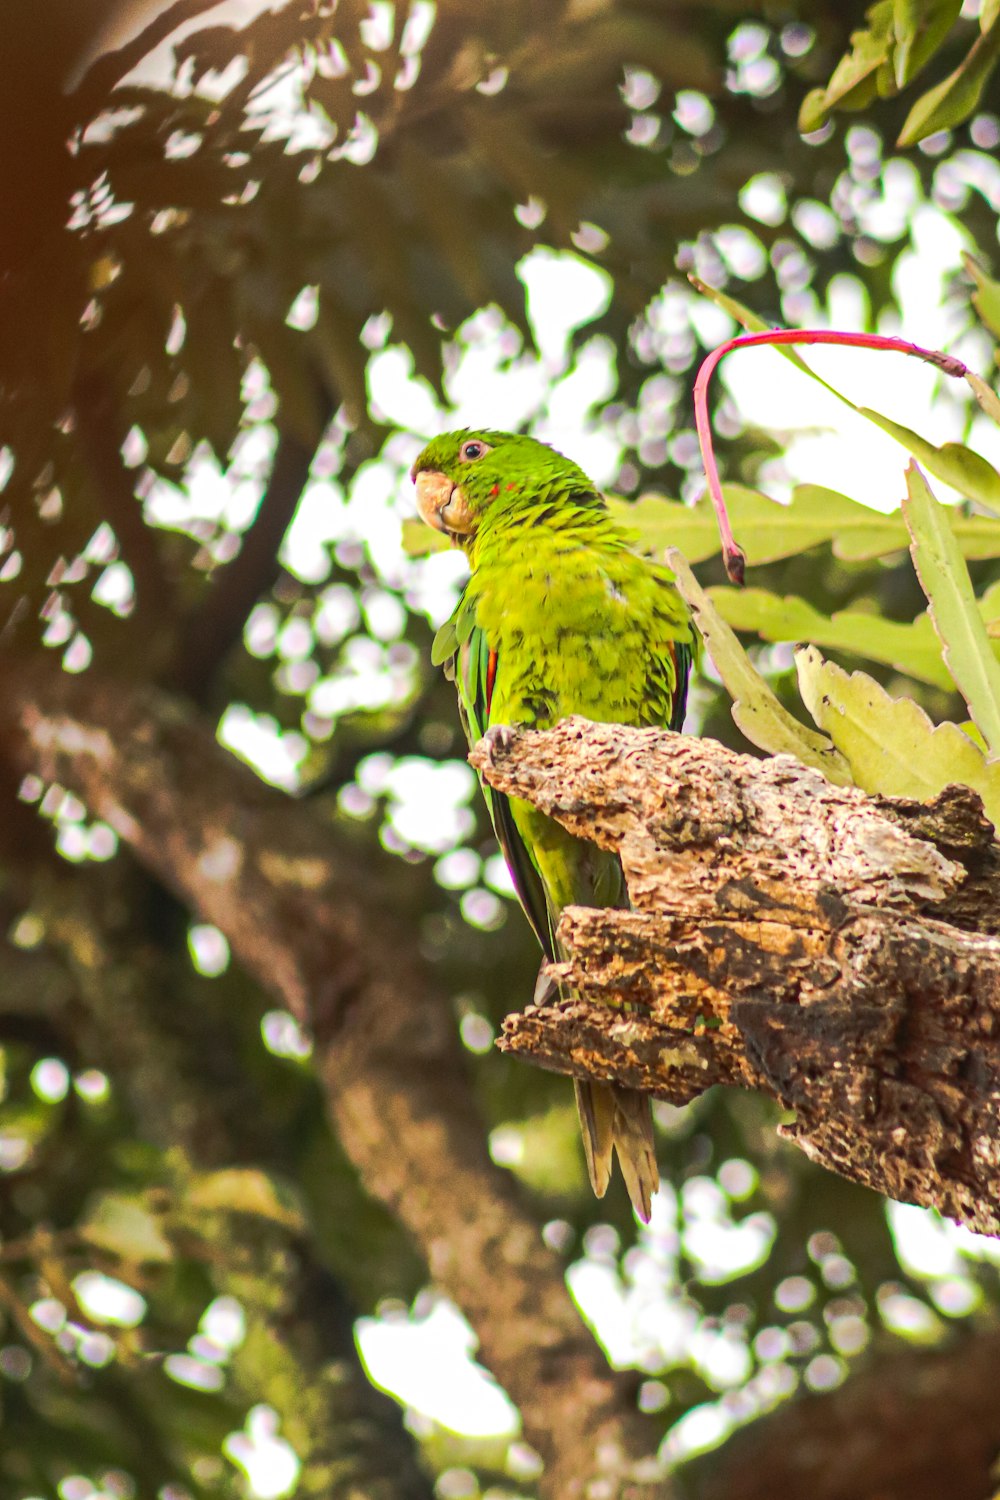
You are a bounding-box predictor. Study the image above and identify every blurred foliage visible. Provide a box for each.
[799,0,1000,146]
[3,1,1000,1498]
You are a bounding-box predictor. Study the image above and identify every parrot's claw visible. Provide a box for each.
[481,723,517,760]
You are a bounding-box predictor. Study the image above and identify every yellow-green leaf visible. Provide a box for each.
[903,462,1000,753]
[799,87,834,134]
[982,578,1000,627]
[893,0,963,88]
[961,718,989,751]
[897,19,1000,146]
[186,1167,305,1228]
[402,517,451,557]
[668,550,852,783]
[949,509,1000,557]
[81,1193,174,1265]
[963,253,1000,341]
[858,406,1000,508]
[798,1,895,131]
[622,484,1000,566]
[619,486,908,564]
[966,370,1000,427]
[709,586,952,688]
[795,646,1000,822]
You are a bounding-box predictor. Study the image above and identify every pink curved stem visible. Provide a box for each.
[693,328,968,586]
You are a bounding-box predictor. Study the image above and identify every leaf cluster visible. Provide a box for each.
[652,274,1000,833]
[800,0,1000,146]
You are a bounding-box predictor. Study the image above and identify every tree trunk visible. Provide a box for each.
[1,661,667,1500]
[472,718,1000,1237]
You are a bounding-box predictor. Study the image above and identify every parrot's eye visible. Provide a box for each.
[459,440,490,462]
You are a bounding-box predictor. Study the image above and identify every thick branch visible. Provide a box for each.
[73,372,177,651]
[0,662,665,1500]
[472,719,1000,1235]
[173,421,326,703]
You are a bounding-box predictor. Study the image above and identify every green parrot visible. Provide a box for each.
[412,429,695,1220]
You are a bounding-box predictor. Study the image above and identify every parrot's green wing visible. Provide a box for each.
[666,635,694,732]
[434,595,555,958]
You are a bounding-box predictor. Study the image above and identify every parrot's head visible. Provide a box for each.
[411,429,600,547]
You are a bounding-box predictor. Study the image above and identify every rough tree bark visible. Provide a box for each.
[471,717,1000,1237]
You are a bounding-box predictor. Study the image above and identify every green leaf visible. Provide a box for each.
[903,462,1000,753]
[687,277,769,335]
[799,87,835,134]
[708,586,953,688]
[402,517,451,557]
[798,1,894,131]
[963,253,1000,341]
[983,579,1000,632]
[667,550,852,783]
[858,406,1000,508]
[609,493,716,562]
[897,17,1000,145]
[624,485,895,564]
[624,483,1000,567]
[791,487,913,560]
[966,370,1000,427]
[618,485,907,565]
[81,1193,175,1265]
[948,509,1000,557]
[795,646,1000,822]
[893,0,963,88]
[961,718,989,751]
[186,1167,305,1228]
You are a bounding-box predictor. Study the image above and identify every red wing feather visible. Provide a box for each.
[485,649,498,716]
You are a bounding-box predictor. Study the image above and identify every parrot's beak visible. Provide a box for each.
[414,470,476,536]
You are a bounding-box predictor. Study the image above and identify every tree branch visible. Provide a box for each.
[73,371,178,653]
[0,660,667,1500]
[471,718,1000,1236]
[172,421,325,704]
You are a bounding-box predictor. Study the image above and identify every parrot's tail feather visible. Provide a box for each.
[611,1086,659,1223]
[533,960,558,1006]
[574,1080,659,1218]
[574,1079,615,1199]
